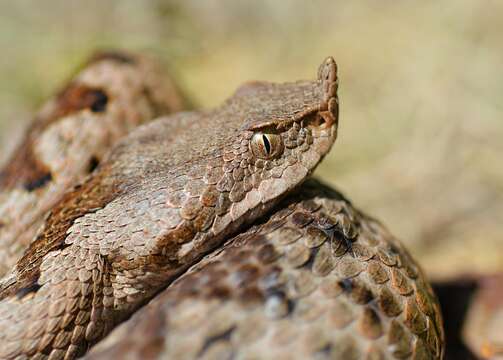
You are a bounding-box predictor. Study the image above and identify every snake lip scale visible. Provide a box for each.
[0,57,340,359]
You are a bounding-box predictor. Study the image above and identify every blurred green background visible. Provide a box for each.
[0,0,501,280]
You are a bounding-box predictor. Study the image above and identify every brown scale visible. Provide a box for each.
[0,58,339,359]
[88,180,444,360]
[0,50,187,278]
[1,169,119,300]
[0,83,108,191]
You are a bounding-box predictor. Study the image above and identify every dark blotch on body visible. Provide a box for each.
[0,84,109,191]
[87,156,100,174]
[327,227,353,256]
[338,278,353,293]
[88,90,108,112]
[15,281,42,299]
[55,84,109,118]
[23,172,52,192]
[198,326,236,357]
[291,211,314,227]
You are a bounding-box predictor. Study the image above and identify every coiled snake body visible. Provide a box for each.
[0,54,443,359]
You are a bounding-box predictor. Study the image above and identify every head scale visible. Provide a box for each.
[207,56,339,235]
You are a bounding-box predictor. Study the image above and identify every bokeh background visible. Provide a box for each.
[0,0,501,283]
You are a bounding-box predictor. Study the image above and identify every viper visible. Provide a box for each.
[0,54,443,359]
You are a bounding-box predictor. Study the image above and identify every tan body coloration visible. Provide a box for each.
[462,275,503,359]
[0,51,186,278]
[0,58,339,359]
[88,180,444,360]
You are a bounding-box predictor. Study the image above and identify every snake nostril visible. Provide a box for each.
[308,111,335,130]
[306,113,328,130]
[315,115,326,128]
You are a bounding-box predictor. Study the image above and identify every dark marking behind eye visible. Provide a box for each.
[24,172,52,191]
[262,135,271,154]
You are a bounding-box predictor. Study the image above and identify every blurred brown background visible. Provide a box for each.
[0,0,501,281]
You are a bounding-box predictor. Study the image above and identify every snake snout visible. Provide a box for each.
[316,56,339,131]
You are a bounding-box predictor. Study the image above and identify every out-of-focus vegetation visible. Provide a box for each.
[0,0,501,281]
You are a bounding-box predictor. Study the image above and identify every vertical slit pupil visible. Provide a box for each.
[262,135,271,154]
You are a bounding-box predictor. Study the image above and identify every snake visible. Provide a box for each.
[87,179,444,360]
[0,50,186,278]
[0,54,444,359]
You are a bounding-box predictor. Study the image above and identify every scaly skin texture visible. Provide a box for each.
[88,180,444,360]
[0,50,187,278]
[0,57,339,359]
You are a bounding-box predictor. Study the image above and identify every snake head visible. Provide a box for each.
[121,57,340,265]
[28,57,341,289]
[218,56,339,207]
[0,56,340,360]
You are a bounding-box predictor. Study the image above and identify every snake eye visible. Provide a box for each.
[250,133,283,159]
